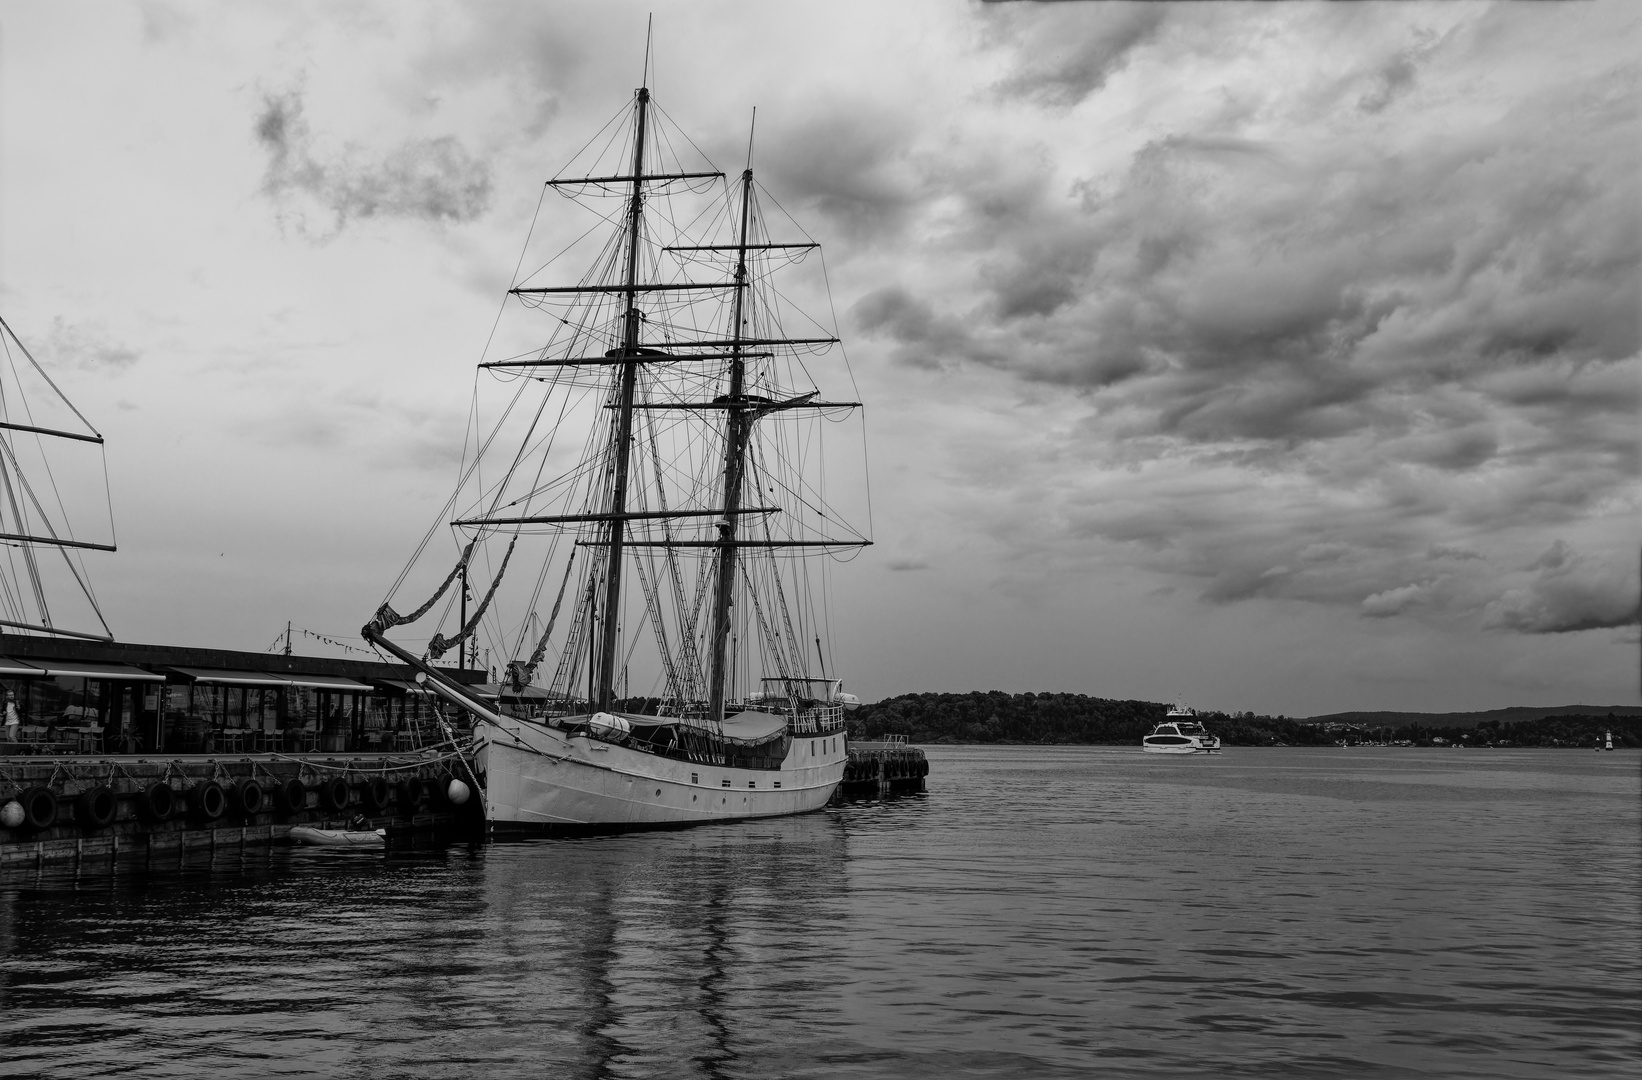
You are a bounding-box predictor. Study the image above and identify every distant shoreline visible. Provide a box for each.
[847,691,1639,749]
[902,742,1637,750]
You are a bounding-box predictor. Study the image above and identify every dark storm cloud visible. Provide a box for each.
[758,109,924,244]
[1427,544,1483,563]
[869,3,1639,633]
[853,286,1007,370]
[1357,35,1434,114]
[989,2,1167,108]
[1484,540,1639,634]
[255,89,492,232]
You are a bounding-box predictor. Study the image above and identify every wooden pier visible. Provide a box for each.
[0,751,483,867]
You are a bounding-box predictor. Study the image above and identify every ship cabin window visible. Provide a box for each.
[810,741,815,756]
[773,780,781,789]
[748,780,756,789]
[691,773,699,784]
[721,778,731,787]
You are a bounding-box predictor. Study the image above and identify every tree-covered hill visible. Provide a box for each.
[847,691,1167,745]
[847,691,1640,749]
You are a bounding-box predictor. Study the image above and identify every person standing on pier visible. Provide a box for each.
[2,690,19,745]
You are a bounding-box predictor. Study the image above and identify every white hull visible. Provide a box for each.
[474,718,847,833]
[1142,742,1219,755]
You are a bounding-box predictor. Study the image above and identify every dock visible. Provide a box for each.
[839,736,928,797]
[0,751,484,867]
[0,635,494,865]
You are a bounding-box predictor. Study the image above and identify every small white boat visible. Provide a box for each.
[1143,706,1222,755]
[288,825,386,847]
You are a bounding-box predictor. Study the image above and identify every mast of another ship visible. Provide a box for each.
[593,86,652,713]
[0,315,117,643]
[706,164,757,724]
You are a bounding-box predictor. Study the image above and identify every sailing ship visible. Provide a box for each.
[364,76,870,833]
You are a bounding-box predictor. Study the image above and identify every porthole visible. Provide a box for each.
[655,789,661,796]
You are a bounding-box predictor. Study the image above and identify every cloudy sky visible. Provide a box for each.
[0,0,1635,715]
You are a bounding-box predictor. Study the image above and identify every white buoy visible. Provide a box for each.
[1,800,22,829]
[447,779,470,806]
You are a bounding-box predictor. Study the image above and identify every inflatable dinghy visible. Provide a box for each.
[289,825,386,848]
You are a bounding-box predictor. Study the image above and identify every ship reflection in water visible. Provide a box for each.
[3,747,1638,1079]
[0,809,856,1078]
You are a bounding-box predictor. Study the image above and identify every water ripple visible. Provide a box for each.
[0,747,1637,1078]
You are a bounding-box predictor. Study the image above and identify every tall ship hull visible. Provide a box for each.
[363,55,871,835]
[476,718,846,833]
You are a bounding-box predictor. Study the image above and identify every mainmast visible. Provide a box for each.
[594,86,652,712]
[706,167,757,723]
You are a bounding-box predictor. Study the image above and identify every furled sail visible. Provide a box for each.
[364,539,476,637]
[427,537,517,660]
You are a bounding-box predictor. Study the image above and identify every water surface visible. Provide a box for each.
[2,747,1637,1077]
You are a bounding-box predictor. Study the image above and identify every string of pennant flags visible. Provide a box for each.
[265,625,372,657]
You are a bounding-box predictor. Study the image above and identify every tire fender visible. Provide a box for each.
[188,781,226,822]
[19,786,58,831]
[75,786,118,830]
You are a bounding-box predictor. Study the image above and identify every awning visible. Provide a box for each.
[278,673,374,692]
[168,667,294,688]
[372,678,435,695]
[0,657,44,677]
[23,660,165,683]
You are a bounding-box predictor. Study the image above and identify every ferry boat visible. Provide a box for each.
[1143,706,1222,755]
[364,57,870,833]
